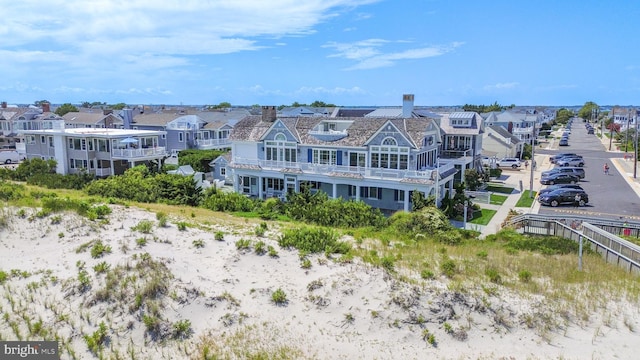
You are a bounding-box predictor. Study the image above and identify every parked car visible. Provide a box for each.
[550,153,578,163]
[559,139,569,146]
[481,156,496,167]
[587,128,594,134]
[0,150,21,164]
[541,167,585,179]
[556,157,585,167]
[538,184,584,196]
[538,188,589,207]
[540,173,580,185]
[497,158,521,168]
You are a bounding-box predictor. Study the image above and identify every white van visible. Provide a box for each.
[0,150,21,164]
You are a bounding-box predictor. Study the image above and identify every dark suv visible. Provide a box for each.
[550,153,579,163]
[541,166,585,179]
[538,188,589,207]
[538,184,584,196]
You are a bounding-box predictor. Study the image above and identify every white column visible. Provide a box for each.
[258,176,263,199]
[355,185,360,201]
[332,183,337,198]
[403,189,410,211]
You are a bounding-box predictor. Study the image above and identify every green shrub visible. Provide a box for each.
[177,221,188,231]
[278,226,350,254]
[301,258,312,269]
[380,255,395,272]
[83,322,108,355]
[271,288,288,305]
[476,250,488,259]
[485,267,502,284]
[420,269,434,280]
[0,270,8,284]
[236,239,251,250]
[172,319,192,339]
[440,259,457,278]
[214,231,224,241]
[254,240,266,255]
[518,270,532,283]
[131,220,154,234]
[136,237,147,247]
[267,245,279,258]
[90,240,112,258]
[193,239,205,248]
[93,261,110,274]
[156,212,168,227]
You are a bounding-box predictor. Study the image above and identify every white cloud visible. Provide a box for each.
[483,82,519,90]
[295,86,366,95]
[324,40,463,70]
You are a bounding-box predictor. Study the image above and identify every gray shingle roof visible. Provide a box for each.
[229,115,437,149]
[438,112,484,135]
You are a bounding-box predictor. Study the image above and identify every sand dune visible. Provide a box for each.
[0,205,638,359]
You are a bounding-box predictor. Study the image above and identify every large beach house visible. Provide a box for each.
[225,95,465,212]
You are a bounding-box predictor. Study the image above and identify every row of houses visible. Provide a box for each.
[0,97,552,212]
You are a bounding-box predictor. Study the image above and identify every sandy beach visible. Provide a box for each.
[1,204,639,359]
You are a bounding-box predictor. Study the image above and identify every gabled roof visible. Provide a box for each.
[131,113,184,126]
[365,108,405,118]
[209,152,232,166]
[62,112,122,125]
[487,125,520,143]
[331,108,376,117]
[230,115,438,149]
[438,112,484,135]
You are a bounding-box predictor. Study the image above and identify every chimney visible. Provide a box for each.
[42,102,51,113]
[1,101,6,109]
[103,109,113,115]
[402,94,414,118]
[122,108,134,129]
[261,106,277,122]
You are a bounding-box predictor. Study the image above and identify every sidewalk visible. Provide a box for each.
[598,133,640,199]
[477,152,551,238]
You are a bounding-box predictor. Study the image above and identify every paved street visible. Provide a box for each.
[536,120,640,220]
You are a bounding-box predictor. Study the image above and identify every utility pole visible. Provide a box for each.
[626,109,631,153]
[529,121,536,198]
[635,111,638,179]
[609,108,614,151]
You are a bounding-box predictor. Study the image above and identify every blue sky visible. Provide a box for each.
[1,0,639,107]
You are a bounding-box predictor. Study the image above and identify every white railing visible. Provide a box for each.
[512,126,534,134]
[111,147,166,158]
[231,157,455,182]
[93,168,112,177]
[308,129,348,135]
[196,138,230,148]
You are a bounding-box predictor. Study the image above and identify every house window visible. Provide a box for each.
[97,139,109,152]
[265,133,297,162]
[360,186,382,199]
[69,159,88,169]
[48,137,54,148]
[394,190,405,202]
[312,149,336,165]
[27,136,36,145]
[68,138,86,150]
[179,133,184,142]
[349,152,366,167]
[220,167,226,176]
[265,178,284,191]
[370,138,409,170]
[41,136,46,144]
[162,134,166,139]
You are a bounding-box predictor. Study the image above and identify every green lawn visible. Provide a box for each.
[485,184,514,194]
[469,209,497,225]
[489,193,508,205]
[515,190,537,207]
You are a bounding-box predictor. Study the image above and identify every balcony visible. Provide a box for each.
[111,146,166,159]
[195,138,230,149]
[92,168,112,177]
[512,126,534,134]
[231,158,456,184]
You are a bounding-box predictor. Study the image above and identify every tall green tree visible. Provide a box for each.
[54,103,79,116]
[578,101,599,121]
[555,108,573,124]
